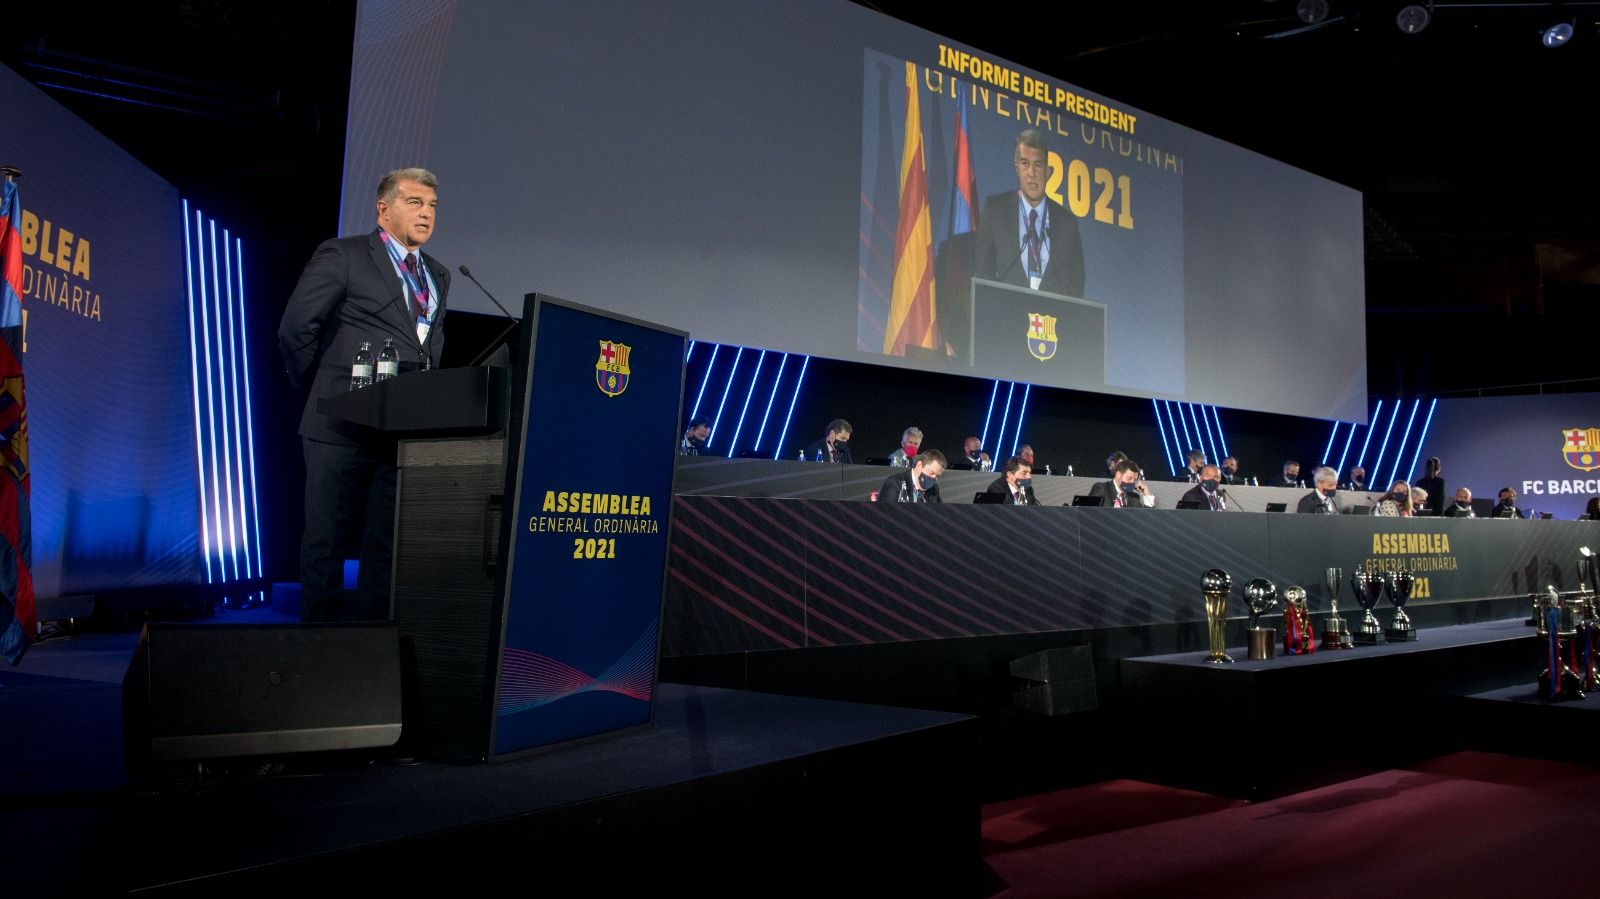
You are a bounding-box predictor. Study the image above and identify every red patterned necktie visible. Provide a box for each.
[404,253,430,320]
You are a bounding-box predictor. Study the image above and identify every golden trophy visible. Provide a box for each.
[1201,569,1234,664]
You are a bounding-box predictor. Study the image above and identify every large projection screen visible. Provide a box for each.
[339,0,1367,423]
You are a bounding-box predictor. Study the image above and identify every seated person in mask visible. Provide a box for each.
[1444,487,1476,517]
[680,416,710,456]
[1176,450,1206,483]
[1374,479,1413,517]
[1296,466,1341,514]
[1220,456,1244,486]
[1342,466,1368,492]
[878,448,945,503]
[1278,460,1303,488]
[961,435,993,472]
[1410,486,1430,515]
[1181,464,1230,510]
[1492,487,1525,519]
[803,419,853,464]
[1088,459,1155,508]
[887,426,923,467]
[984,456,1037,505]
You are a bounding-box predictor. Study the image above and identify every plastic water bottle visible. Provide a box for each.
[797,449,806,462]
[376,338,399,382]
[351,340,374,390]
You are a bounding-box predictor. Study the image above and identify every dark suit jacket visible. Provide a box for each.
[985,476,1036,506]
[879,468,941,503]
[1176,468,1202,484]
[973,191,1085,299]
[1088,480,1146,508]
[1297,490,1337,514]
[1181,485,1227,510]
[1443,503,1475,518]
[278,230,450,445]
[803,438,853,464]
[1492,502,1525,519]
[1415,476,1445,516]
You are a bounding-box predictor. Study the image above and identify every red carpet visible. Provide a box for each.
[982,751,1600,897]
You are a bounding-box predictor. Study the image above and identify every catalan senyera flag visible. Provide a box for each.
[0,177,34,666]
[883,61,937,356]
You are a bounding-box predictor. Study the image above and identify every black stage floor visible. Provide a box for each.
[1,626,979,896]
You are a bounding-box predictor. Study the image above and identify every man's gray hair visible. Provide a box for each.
[377,168,438,202]
[1314,466,1338,486]
[901,426,924,442]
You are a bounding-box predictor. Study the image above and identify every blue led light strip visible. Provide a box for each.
[1151,399,1176,476]
[993,382,1016,458]
[727,350,767,456]
[194,209,225,581]
[1322,421,1342,468]
[1187,404,1214,464]
[1195,403,1219,464]
[182,203,213,583]
[1011,384,1031,457]
[1209,406,1229,458]
[206,220,239,580]
[232,235,264,577]
[1336,417,1359,476]
[690,344,720,420]
[707,347,743,448]
[1404,398,1439,484]
[1367,401,1404,489]
[772,356,810,459]
[685,339,696,362]
[221,229,252,581]
[1173,400,1195,457]
[752,353,789,454]
[1354,399,1384,470]
[979,380,1000,452]
[1385,398,1422,489]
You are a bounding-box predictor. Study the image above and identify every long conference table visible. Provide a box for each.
[662,457,1597,656]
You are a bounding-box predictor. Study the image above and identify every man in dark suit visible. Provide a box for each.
[277,168,450,622]
[985,457,1037,505]
[878,449,946,503]
[973,129,1086,299]
[1176,450,1206,483]
[803,419,853,464]
[1180,465,1229,510]
[1088,459,1154,508]
[1296,467,1340,514]
[1492,487,1525,519]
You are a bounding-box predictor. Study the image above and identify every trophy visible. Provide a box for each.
[1351,568,1386,645]
[1321,566,1353,650]
[1283,585,1315,656]
[1539,586,1586,701]
[1244,578,1279,661]
[1384,569,1418,642]
[1201,569,1234,664]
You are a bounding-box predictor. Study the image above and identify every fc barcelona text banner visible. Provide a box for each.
[492,297,686,757]
[1422,393,1600,520]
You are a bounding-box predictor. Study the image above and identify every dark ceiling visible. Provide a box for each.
[4,0,1596,402]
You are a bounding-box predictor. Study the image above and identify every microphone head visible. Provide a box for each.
[458,264,472,277]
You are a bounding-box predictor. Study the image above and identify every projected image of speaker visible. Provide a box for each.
[970,278,1106,390]
[122,623,402,775]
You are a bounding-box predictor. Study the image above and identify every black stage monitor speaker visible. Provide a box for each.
[1009,645,1097,716]
[123,622,402,765]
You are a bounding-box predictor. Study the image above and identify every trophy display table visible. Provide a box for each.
[1118,619,1537,799]
[1454,681,1600,763]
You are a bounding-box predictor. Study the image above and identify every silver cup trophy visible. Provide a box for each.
[1201,569,1234,664]
[1244,578,1279,660]
[1351,567,1386,645]
[1321,566,1353,649]
[1384,568,1418,642]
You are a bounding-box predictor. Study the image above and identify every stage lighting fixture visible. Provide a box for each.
[1297,0,1330,24]
[1542,21,1575,47]
[1396,4,1431,34]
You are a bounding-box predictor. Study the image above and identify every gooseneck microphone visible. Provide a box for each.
[458,264,524,367]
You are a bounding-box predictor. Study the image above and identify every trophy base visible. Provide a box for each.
[1385,627,1418,642]
[1353,629,1386,645]
[1203,652,1235,664]
[1321,619,1353,650]
[1247,627,1276,661]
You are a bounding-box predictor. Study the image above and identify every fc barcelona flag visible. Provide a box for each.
[0,176,34,666]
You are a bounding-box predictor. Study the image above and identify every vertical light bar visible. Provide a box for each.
[1385,398,1422,488]
[1209,406,1230,458]
[689,344,720,420]
[194,209,225,582]
[752,353,790,454]
[1010,384,1031,457]
[1171,400,1195,456]
[1151,399,1177,476]
[992,382,1017,458]
[209,220,240,581]
[1322,421,1342,468]
[1197,403,1220,464]
[221,229,252,581]
[1367,401,1404,489]
[233,234,264,577]
[1354,399,1385,470]
[978,379,1000,452]
[772,356,811,459]
[182,203,214,583]
[1404,398,1439,483]
[727,350,767,456]
[707,347,744,448]
[685,339,696,361]
[1187,404,1215,463]
[1336,419,1360,476]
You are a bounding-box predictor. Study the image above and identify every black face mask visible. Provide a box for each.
[918,475,935,491]
[1202,479,1219,492]
[1222,467,1236,477]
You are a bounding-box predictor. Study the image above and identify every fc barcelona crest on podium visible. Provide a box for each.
[1026,313,1058,362]
[1563,427,1600,472]
[596,340,631,397]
